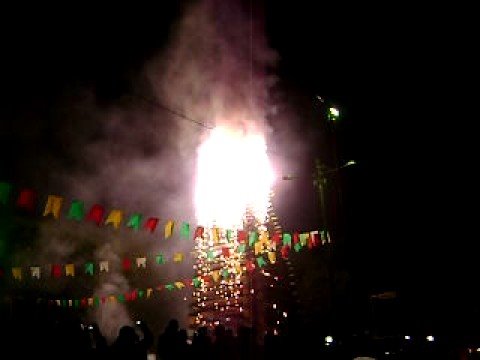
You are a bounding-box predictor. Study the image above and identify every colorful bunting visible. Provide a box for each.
[212,227,220,243]
[165,220,174,238]
[136,257,147,268]
[12,267,22,280]
[237,230,247,243]
[272,232,282,245]
[16,189,36,212]
[85,262,94,275]
[249,231,258,246]
[127,213,143,230]
[86,204,104,225]
[256,256,267,267]
[105,209,123,229]
[146,288,153,298]
[194,226,204,239]
[122,258,132,271]
[52,264,62,278]
[173,252,184,263]
[221,246,230,257]
[99,261,109,272]
[294,242,302,252]
[212,270,220,283]
[237,244,246,254]
[293,232,299,245]
[155,254,166,265]
[180,222,190,239]
[0,182,12,205]
[144,217,158,232]
[283,233,292,246]
[30,266,41,279]
[174,281,185,289]
[281,245,290,259]
[43,195,63,219]
[299,233,309,247]
[65,264,75,277]
[193,277,201,288]
[67,200,85,221]
[226,229,233,242]
[268,252,276,264]
[165,284,175,291]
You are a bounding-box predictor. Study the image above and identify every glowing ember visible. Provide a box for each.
[195,126,274,228]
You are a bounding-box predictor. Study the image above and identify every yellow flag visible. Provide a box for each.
[12,267,22,280]
[65,264,75,277]
[235,263,243,276]
[104,209,123,229]
[268,252,276,264]
[88,298,94,306]
[212,270,220,283]
[259,230,270,244]
[254,241,263,255]
[146,288,153,298]
[174,281,185,289]
[43,195,64,219]
[212,227,220,244]
[173,252,184,263]
[165,220,174,238]
[109,296,117,303]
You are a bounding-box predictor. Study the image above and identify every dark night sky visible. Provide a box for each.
[0,1,474,332]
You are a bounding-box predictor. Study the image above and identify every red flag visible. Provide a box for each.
[281,246,290,259]
[144,217,159,233]
[122,258,132,271]
[16,189,36,212]
[293,232,299,244]
[194,226,204,239]
[272,233,282,245]
[86,204,105,225]
[51,264,62,278]
[101,297,107,304]
[246,260,256,272]
[237,230,247,243]
[222,246,230,257]
[81,298,87,307]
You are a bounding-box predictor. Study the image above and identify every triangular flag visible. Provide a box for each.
[237,230,247,243]
[194,226,204,239]
[272,232,282,245]
[180,222,190,239]
[43,195,64,219]
[254,241,263,255]
[138,289,145,298]
[127,213,143,230]
[0,182,12,205]
[174,281,185,289]
[237,244,246,254]
[165,284,175,291]
[122,258,132,271]
[156,254,166,265]
[282,233,292,246]
[52,264,62,278]
[212,227,220,244]
[165,220,174,238]
[117,294,125,303]
[249,231,258,246]
[144,217,159,232]
[310,231,320,248]
[146,288,153,298]
[268,252,276,264]
[30,266,41,279]
[109,296,116,303]
[299,233,309,246]
[222,246,230,257]
[212,270,220,282]
[16,189,36,212]
[99,261,109,272]
[293,232,299,244]
[12,267,22,280]
[246,260,256,272]
[294,242,302,252]
[105,209,123,229]
[67,200,85,221]
[173,252,184,263]
[281,245,290,259]
[86,204,104,225]
[85,262,94,275]
[65,264,75,277]
[256,256,267,267]
[136,257,147,268]
[193,277,201,288]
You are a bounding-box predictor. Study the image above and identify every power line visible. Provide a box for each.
[131,93,214,130]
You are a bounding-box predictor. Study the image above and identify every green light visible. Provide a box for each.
[328,107,339,121]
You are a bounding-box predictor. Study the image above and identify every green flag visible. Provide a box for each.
[94,297,100,307]
[249,231,258,246]
[283,233,292,246]
[127,213,143,230]
[222,269,229,278]
[117,294,125,303]
[165,284,175,291]
[193,277,201,288]
[180,222,190,239]
[138,289,145,298]
[85,262,94,276]
[226,229,232,242]
[62,299,67,307]
[74,299,80,308]
[294,242,302,252]
[67,200,85,221]
[207,250,215,260]
[156,254,166,265]
[237,244,246,254]
[256,256,267,267]
[0,182,12,205]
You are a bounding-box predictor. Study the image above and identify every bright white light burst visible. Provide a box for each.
[195,127,274,228]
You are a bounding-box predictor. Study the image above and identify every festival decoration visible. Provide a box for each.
[105,209,123,229]
[43,195,63,219]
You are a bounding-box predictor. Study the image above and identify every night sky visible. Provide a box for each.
[0,1,473,336]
